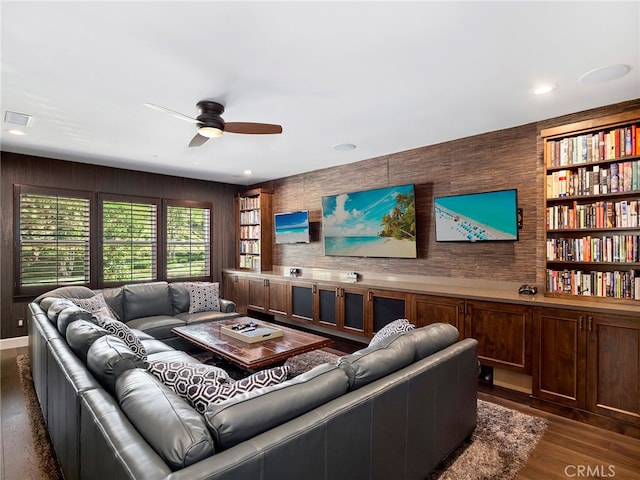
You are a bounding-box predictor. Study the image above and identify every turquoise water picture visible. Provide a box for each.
[322,184,417,258]
[274,210,309,244]
[434,189,518,242]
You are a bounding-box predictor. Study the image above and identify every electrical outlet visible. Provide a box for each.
[17,317,24,327]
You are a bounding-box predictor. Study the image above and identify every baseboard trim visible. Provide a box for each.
[0,336,28,350]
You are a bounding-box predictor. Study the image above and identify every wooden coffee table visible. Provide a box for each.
[172,317,333,371]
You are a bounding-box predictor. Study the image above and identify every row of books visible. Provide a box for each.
[238,197,260,210]
[239,254,261,270]
[547,160,640,198]
[239,210,261,225]
[546,235,640,263]
[546,200,639,230]
[546,124,639,167]
[546,268,640,300]
[239,240,260,254]
[239,225,260,239]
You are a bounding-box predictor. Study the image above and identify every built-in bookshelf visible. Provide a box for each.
[542,109,640,302]
[236,188,273,271]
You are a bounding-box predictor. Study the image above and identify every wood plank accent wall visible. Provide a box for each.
[0,153,242,339]
[255,99,640,285]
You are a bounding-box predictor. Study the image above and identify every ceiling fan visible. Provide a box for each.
[144,100,283,147]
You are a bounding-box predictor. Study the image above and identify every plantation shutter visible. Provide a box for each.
[101,197,158,283]
[166,202,211,280]
[17,188,91,292]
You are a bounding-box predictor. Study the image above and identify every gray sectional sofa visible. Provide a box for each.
[28,283,479,480]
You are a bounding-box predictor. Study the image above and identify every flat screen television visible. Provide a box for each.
[321,184,417,258]
[434,189,518,242]
[274,210,310,244]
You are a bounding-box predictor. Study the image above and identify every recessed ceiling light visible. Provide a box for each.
[244,170,253,175]
[6,129,27,135]
[532,84,556,95]
[333,143,356,151]
[579,64,630,85]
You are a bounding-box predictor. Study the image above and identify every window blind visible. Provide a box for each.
[19,192,91,288]
[166,204,211,279]
[102,200,157,282]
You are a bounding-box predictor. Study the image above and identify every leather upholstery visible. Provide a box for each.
[65,319,109,363]
[56,306,94,336]
[123,282,173,321]
[86,335,145,394]
[116,368,215,470]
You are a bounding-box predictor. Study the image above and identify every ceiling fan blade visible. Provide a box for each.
[188,133,210,148]
[144,103,201,124]
[224,122,283,135]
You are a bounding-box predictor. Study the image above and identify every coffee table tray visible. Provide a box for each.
[221,323,283,343]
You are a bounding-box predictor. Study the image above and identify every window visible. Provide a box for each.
[166,201,211,280]
[16,186,92,294]
[100,194,159,284]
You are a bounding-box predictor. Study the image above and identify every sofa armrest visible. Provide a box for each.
[220,299,237,313]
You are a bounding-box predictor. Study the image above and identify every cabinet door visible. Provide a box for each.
[587,313,640,426]
[532,307,586,409]
[247,278,268,312]
[466,300,532,374]
[366,289,409,336]
[290,281,315,322]
[339,285,366,334]
[222,272,247,315]
[317,284,339,328]
[411,294,464,338]
[266,279,290,317]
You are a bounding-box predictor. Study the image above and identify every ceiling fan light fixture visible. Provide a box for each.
[198,125,223,138]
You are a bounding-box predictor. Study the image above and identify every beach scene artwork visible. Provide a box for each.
[274,210,310,244]
[322,184,417,258]
[434,189,518,242]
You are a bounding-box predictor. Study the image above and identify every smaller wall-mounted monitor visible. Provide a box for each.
[274,210,310,244]
[434,189,519,242]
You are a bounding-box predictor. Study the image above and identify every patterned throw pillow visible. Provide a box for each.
[69,293,118,319]
[186,365,289,414]
[147,361,230,400]
[91,312,148,362]
[369,318,415,347]
[188,282,221,314]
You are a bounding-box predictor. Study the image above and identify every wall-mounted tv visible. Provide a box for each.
[321,184,417,258]
[434,189,518,242]
[274,210,310,244]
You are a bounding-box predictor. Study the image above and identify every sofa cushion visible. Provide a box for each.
[204,363,349,450]
[46,298,77,323]
[168,282,191,315]
[338,333,416,390]
[86,335,145,394]
[369,318,415,347]
[188,282,221,313]
[126,315,185,340]
[56,306,93,336]
[407,323,460,361]
[175,310,240,325]
[92,313,148,362]
[187,366,288,414]
[96,286,125,322]
[116,368,215,470]
[34,285,95,304]
[147,361,230,400]
[65,319,109,363]
[146,350,202,364]
[122,282,173,321]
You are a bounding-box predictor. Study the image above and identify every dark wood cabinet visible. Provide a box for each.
[222,272,247,315]
[465,300,532,374]
[410,293,465,338]
[533,306,640,430]
[246,277,290,317]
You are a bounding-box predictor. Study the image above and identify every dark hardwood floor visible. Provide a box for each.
[2,345,639,479]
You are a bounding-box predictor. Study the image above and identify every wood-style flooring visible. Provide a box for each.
[2,345,639,480]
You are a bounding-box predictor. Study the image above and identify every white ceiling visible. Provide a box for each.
[2,1,639,185]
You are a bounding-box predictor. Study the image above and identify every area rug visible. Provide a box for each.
[17,353,546,480]
[426,399,548,480]
[16,354,62,480]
